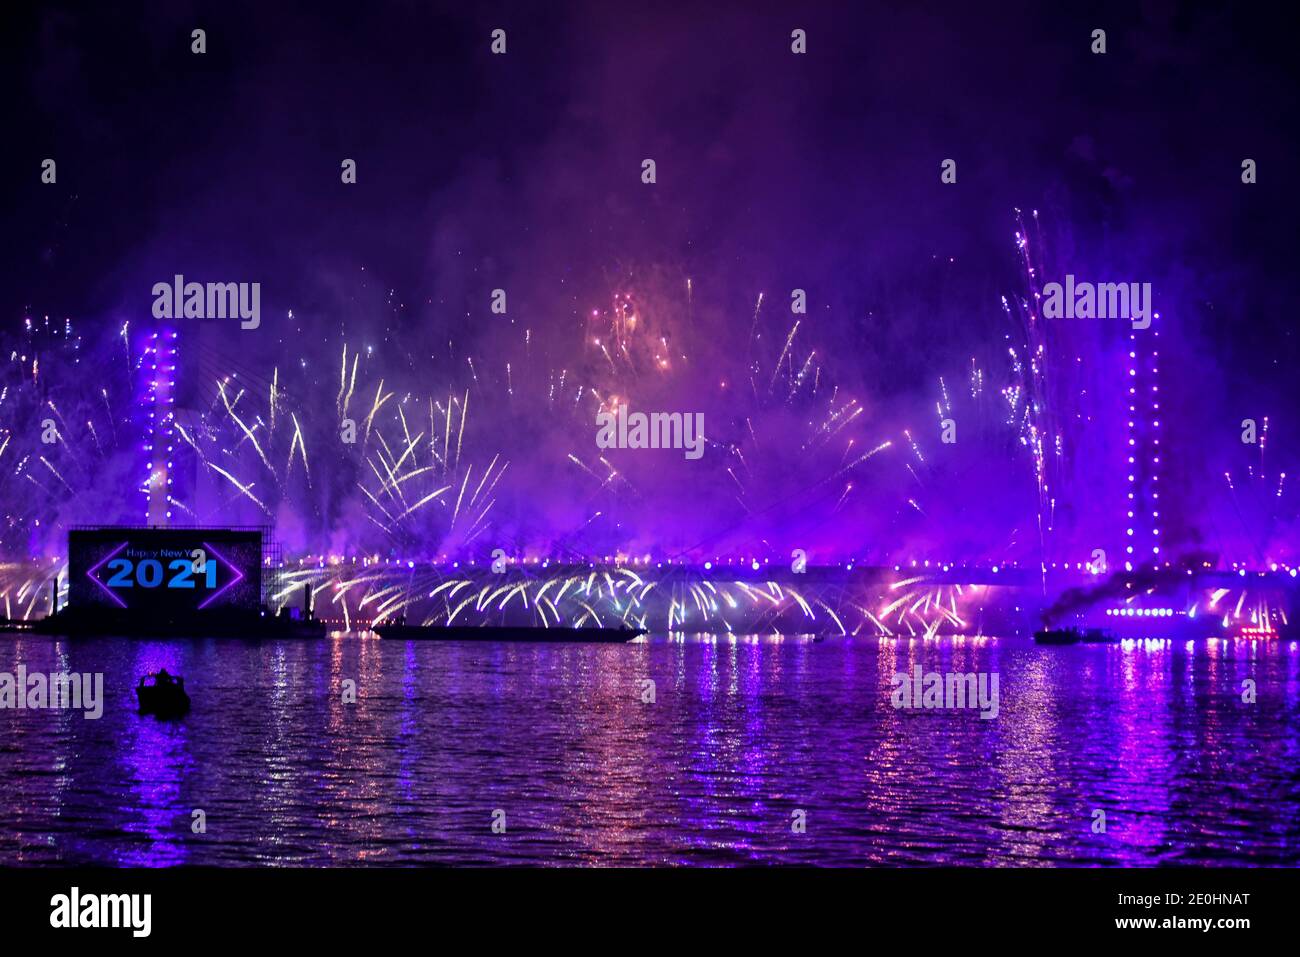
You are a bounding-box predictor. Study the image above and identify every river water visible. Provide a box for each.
[1,633,1296,865]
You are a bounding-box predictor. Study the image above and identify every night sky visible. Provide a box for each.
[2,1,1298,562]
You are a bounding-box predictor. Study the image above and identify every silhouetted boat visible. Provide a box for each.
[374,622,645,642]
[136,670,191,718]
[1034,626,1116,645]
[25,608,325,639]
[19,582,326,639]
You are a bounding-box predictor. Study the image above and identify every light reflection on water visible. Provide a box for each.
[0,632,1296,865]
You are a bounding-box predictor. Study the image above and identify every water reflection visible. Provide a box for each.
[0,633,1296,865]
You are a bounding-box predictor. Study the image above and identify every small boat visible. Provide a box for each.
[1034,627,1080,645]
[136,670,191,718]
[374,622,645,643]
[1034,626,1116,645]
[1233,623,1287,640]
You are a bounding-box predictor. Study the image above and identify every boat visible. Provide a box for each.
[1232,622,1288,640]
[136,670,191,718]
[24,608,326,639]
[374,622,645,642]
[1034,626,1116,645]
[17,582,326,640]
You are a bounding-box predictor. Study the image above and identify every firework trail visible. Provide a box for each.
[0,314,138,554]
[272,557,991,638]
[3,211,1272,589]
[1221,416,1297,565]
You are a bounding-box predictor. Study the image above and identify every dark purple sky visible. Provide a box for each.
[3,2,1295,377]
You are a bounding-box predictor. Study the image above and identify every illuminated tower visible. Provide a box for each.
[144,329,178,525]
[1124,316,1161,571]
